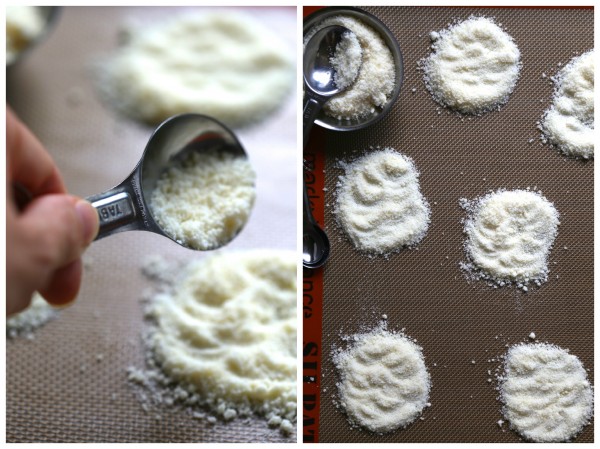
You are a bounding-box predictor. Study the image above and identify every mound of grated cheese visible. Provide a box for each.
[330,31,362,91]
[462,189,559,288]
[134,251,297,433]
[422,16,521,114]
[334,323,431,433]
[540,50,594,159]
[335,148,430,255]
[499,343,593,442]
[99,12,295,127]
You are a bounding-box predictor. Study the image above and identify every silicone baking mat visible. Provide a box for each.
[303,6,593,443]
[6,6,297,443]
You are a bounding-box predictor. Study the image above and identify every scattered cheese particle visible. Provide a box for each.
[7,293,57,338]
[223,409,237,421]
[280,419,294,434]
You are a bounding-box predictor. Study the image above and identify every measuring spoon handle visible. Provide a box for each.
[86,186,139,240]
[303,94,324,149]
[303,179,317,228]
[85,168,162,241]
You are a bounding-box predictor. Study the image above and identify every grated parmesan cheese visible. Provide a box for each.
[462,189,559,288]
[334,148,430,255]
[133,251,297,433]
[330,30,362,91]
[422,16,521,114]
[334,323,431,433]
[7,293,57,339]
[499,343,593,442]
[149,149,256,250]
[99,12,295,127]
[540,50,594,159]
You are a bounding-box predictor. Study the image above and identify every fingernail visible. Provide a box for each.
[75,200,99,245]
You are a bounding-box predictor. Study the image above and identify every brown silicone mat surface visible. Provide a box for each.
[316,6,594,443]
[7,6,297,443]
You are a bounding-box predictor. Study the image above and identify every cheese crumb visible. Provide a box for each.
[7,293,57,339]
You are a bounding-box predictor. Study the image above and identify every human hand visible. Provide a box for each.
[6,107,99,315]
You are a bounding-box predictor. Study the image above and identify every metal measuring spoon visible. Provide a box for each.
[86,113,249,250]
[302,25,358,269]
[303,25,355,144]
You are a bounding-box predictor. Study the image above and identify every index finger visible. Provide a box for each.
[6,106,66,197]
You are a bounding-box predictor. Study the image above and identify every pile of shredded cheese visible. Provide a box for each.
[330,31,362,91]
[100,11,295,127]
[422,16,521,114]
[335,148,430,255]
[461,189,559,289]
[540,50,594,159]
[333,322,431,433]
[499,343,593,442]
[131,251,297,434]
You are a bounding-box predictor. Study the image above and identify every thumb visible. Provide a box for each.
[21,194,99,271]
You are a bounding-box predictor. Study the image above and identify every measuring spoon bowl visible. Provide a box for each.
[303,25,355,146]
[86,113,248,251]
